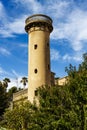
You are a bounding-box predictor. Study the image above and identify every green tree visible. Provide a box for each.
[0,81,9,119]
[20,77,28,88]
[0,101,36,130]
[31,85,80,130]
[3,78,10,89]
[8,86,18,101]
[65,53,87,130]
[32,53,87,130]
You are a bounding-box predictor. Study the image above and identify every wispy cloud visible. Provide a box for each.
[0,1,8,22]
[0,68,27,89]
[19,43,28,48]
[0,66,12,80]
[62,53,82,62]
[7,69,28,89]
[0,47,11,56]
[8,76,28,90]
[0,0,87,64]
[51,49,60,61]
[0,0,70,37]
[0,1,5,18]
[0,67,6,75]
[0,1,27,37]
[52,8,87,52]
[8,15,27,34]
[0,15,26,37]
[13,0,42,13]
[46,0,70,19]
[12,69,19,77]
[0,1,13,37]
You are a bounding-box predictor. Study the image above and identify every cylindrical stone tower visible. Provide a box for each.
[25,14,53,103]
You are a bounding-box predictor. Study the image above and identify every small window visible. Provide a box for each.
[34,44,37,49]
[35,90,38,96]
[48,64,50,70]
[34,69,38,73]
[47,42,49,47]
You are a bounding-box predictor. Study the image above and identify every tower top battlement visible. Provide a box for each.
[25,14,53,33]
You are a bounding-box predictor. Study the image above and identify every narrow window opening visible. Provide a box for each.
[34,44,37,49]
[34,69,38,73]
[35,90,38,96]
[48,64,50,70]
[47,42,49,47]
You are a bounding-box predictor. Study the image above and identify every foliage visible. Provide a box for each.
[30,85,80,130]
[8,86,18,101]
[20,77,28,88]
[31,53,87,129]
[0,101,37,130]
[0,81,9,119]
[0,53,87,130]
[3,78,10,89]
[65,53,87,130]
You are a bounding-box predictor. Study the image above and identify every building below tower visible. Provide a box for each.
[13,76,68,105]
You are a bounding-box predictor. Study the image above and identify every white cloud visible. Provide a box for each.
[0,2,13,37]
[52,8,87,52]
[46,0,70,19]
[0,67,6,75]
[0,0,87,55]
[8,15,27,34]
[0,1,6,19]
[0,68,28,90]
[7,78,18,90]
[62,53,82,62]
[8,75,28,90]
[0,1,27,37]
[51,49,60,61]
[0,67,12,80]
[13,0,42,13]
[0,15,27,37]
[0,47,11,56]
[63,54,71,61]
[19,44,28,48]
[12,69,19,77]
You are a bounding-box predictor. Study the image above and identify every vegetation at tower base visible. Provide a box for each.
[3,78,10,89]
[0,101,37,130]
[0,77,23,121]
[65,53,87,130]
[0,81,9,120]
[0,53,87,130]
[8,86,18,101]
[0,85,81,130]
[0,79,18,121]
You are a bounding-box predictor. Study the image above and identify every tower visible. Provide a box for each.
[25,14,53,103]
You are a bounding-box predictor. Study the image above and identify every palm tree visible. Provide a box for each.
[20,77,28,89]
[3,78,11,88]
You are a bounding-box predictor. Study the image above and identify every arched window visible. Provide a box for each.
[34,69,38,73]
[34,44,37,49]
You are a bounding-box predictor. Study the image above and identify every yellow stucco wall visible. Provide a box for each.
[55,76,68,86]
[28,29,51,103]
[25,14,53,103]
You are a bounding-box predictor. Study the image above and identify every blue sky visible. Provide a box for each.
[0,0,87,88]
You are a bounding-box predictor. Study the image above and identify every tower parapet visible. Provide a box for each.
[25,14,53,33]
